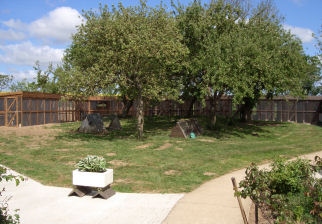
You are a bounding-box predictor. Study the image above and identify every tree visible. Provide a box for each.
[229,0,317,120]
[9,62,63,94]
[9,79,38,92]
[0,74,13,91]
[61,1,188,138]
[302,55,321,96]
[174,0,246,126]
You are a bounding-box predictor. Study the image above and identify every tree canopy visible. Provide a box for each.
[174,0,319,123]
[61,0,188,138]
[0,74,13,91]
[51,0,320,136]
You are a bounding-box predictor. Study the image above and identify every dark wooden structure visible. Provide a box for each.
[1,92,321,127]
[170,119,203,138]
[68,185,115,200]
[0,92,77,127]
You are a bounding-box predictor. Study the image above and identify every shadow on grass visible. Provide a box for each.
[196,116,286,139]
[54,115,286,142]
[55,116,178,142]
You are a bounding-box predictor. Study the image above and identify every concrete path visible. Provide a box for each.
[163,151,322,224]
[0,169,183,224]
[2,151,321,224]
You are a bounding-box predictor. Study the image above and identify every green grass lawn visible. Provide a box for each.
[0,116,321,193]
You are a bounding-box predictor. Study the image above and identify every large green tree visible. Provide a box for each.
[176,0,318,123]
[61,1,188,138]
[230,0,317,120]
[174,0,246,125]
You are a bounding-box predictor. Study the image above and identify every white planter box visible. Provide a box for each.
[72,169,113,188]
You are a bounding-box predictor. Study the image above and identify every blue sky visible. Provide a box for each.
[0,0,321,83]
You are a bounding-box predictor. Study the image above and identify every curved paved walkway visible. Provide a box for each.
[163,151,322,224]
[0,168,183,224]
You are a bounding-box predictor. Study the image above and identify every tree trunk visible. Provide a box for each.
[136,94,144,139]
[121,95,134,118]
[210,100,217,127]
[239,97,254,122]
[210,93,222,127]
[187,98,196,117]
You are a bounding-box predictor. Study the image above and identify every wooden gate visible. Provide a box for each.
[5,96,19,127]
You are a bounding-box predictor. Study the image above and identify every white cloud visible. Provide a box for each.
[0,29,26,42]
[2,19,26,30]
[283,24,314,43]
[11,69,37,81]
[29,7,84,44]
[0,41,64,66]
[2,7,84,44]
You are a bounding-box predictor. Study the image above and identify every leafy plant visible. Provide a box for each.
[238,158,322,223]
[75,155,107,172]
[0,166,24,224]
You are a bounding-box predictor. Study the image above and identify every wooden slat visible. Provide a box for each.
[4,97,7,126]
[20,96,23,127]
[8,112,16,127]
[43,99,45,124]
[16,96,18,127]
[7,97,16,111]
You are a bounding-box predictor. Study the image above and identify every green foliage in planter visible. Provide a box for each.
[75,155,107,172]
[238,158,322,223]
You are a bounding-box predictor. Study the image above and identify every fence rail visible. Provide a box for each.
[0,92,321,127]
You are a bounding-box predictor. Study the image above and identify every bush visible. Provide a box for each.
[238,158,321,223]
[75,155,107,172]
[0,166,24,224]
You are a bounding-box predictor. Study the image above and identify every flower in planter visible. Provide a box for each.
[75,155,107,172]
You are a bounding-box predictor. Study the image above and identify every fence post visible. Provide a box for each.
[231,177,249,224]
[255,203,259,224]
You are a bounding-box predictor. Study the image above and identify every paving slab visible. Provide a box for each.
[0,168,183,224]
[163,151,322,224]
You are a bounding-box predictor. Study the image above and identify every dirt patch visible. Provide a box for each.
[0,150,14,156]
[54,148,87,152]
[135,143,153,149]
[114,178,133,184]
[175,141,183,143]
[106,152,116,157]
[175,147,183,151]
[164,170,180,175]
[64,161,76,166]
[54,148,71,152]
[197,139,215,143]
[63,141,83,146]
[155,143,172,151]
[0,124,60,137]
[108,160,131,167]
[203,172,217,176]
[57,155,69,160]
[114,178,146,185]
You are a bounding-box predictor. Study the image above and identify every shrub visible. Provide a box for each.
[0,166,24,224]
[238,158,321,223]
[75,155,107,172]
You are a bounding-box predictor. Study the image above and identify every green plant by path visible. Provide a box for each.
[238,158,322,223]
[0,116,321,193]
[0,166,24,224]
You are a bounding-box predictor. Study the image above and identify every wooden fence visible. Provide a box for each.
[0,92,77,127]
[0,92,321,127]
